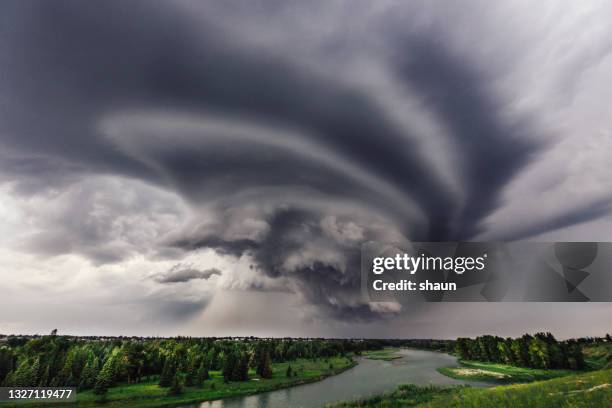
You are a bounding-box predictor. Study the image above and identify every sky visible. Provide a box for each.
[1,0,611,339]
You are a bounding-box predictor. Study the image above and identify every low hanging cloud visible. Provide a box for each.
[1,0,612,324]
[156,265,222,284]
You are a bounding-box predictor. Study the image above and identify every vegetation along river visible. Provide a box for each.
[180,348,490,408]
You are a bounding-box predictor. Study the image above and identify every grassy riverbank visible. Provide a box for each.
[437,360,575,383]
[9,356,355,408]
[362,348,402,361]
[329,384,463,407]
[330,368,612,407]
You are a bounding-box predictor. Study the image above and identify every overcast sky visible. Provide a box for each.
[1,0,612,338]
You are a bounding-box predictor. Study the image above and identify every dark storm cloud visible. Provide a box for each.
[392,38,542,239]
[157,265,222,284]
[1,0,610,321]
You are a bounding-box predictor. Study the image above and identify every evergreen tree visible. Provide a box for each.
[79,356,99,390]
[455,338,471,360]
[93,366,112,402]
[94,354,115,392]
[123,342,145,384]
[6,358,39,387]
[238,353,249,381]
[0,347,14,385]
[222,351,237,382]
[38,365,50,387]
[259,350,273,379]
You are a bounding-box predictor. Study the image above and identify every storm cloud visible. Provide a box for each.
[157,265,222,284]
[1,0,612,328]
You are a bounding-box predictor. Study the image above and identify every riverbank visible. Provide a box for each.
[9,356,356,408]
[362,348,402,361]
[329,368,612,407]
[437,360,575,383]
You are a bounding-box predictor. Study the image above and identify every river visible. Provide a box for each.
[179,348,491,408]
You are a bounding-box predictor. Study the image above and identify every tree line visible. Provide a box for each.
[0,334,380,398]
[455,333,586,370]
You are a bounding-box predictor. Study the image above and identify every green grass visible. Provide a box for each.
[7,356,355,408]
[437,360,575,383]
[327,384,464,408]
[583,343,612,370]
[332,369,612,408]
[362,348,402,361]
[422,368,612,408]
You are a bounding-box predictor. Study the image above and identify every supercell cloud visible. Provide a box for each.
[1,0,612,334]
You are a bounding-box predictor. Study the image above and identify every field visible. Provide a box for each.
[362,349,402,361]
[437,360,575,383]
[8,356,355,408]
[330,368,612,407]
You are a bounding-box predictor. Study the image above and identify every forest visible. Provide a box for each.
[0,334,388,399]
[0,332,601,406]
[455,332,587,370]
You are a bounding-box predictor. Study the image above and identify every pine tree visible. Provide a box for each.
[0,348,14,385]
[222,352,236,382]
[93,368,111,402]
[238,353,249,381]
[6,358,38,387]
[38,365,50,387]
[94,350,119,399]
[56,350,75,386]
[79,356,99,390]
[29,358,40,386]
[259,351,273,379]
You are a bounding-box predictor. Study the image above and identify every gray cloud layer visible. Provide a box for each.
[157,265,222,284]
[1,0,612,325]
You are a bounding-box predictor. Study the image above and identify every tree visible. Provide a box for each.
[123,342,144,384]
[259,351,273,379]
[237,353,249,381]
[79,355,99,390]
[286,365,292,378]
[183,350,200,387]
[5,358,39,387]
[528,337,551,369]
[195,362,209,386]
[93,349,121,399]
[498,338,515,365]
[93,362,113,402]
[511,337,531,367]
[0,348,15,385]
[222,351,237,382]
[455,338,471,360]
[159,356,176,387]
[167,373,183,396]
